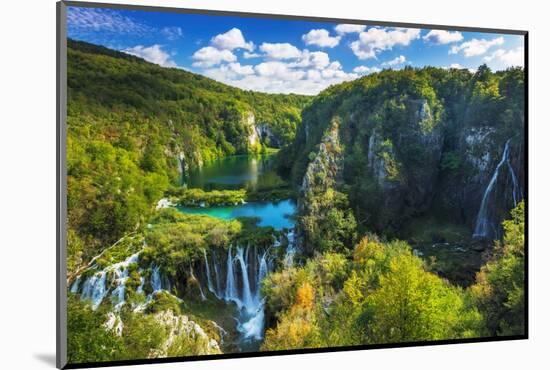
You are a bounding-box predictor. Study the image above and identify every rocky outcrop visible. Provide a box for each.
[150,310,221,357]
[255,124,282,148]
[300,117,343,194]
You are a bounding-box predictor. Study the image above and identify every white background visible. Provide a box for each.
[1,0,547,369]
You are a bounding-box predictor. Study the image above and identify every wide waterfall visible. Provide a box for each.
[73,252,173,312]
[473,139,521,239]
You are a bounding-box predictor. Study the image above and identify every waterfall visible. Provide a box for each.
[80,271,107,310]
[151,266,162,292]
[225,246,240,306]
[79,252,140,310]
[236,246,254,312]
[256,251,268,303]
[473,139,521,239]
[203,249,217,297]
[212,251,222,297]
[70,276,80,293]
[283,230,296,268]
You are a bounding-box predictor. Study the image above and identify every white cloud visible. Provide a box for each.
[335,24,367,35]
[449,63,464,69]
[202,52,358,95]
[449,36,504,57]
[353,65,381,75]
[483,47,524,68]
[423,30,463,44]
[259,43,302,59]
[122,45,177,68]
[350,27,421,59]
[210,28,254,51]
[203,62,255,81]
[290,50,331,69]
[382,55,407,66]
[302,29,341,48]
[192,46,237,67]
[255,61,306,80]
[161,27,183,41]
[243,51,261,59]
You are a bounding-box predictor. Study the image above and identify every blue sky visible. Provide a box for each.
[67,5,524,95]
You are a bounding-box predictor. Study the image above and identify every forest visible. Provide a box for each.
[65,39,525,364]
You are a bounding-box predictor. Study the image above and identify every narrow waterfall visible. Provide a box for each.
[256,251,268,303]
[236,246,254,311]
[473,139,521,239]
[203,249,217,297]
[151,265,163,292]
[70,276,80,293]
[283,229,296,268]
[225,246,240,306]
[212,251,222,297]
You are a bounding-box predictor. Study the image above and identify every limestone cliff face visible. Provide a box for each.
[244,112,260,148]
[255,124,282,148]
[297,117,345,251]
[300,118,343,195]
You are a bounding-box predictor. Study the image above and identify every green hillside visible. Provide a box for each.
[67,39,310,264]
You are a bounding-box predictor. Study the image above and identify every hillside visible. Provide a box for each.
[66,39,310,264]
[277,65,525,254]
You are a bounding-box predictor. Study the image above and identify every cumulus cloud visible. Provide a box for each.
[449,36,504,57]
[122,45,177,68]
[192,46,237,67]
[350,27,421,59]
[290,50,330,69]
[353,65,382,75]
[243,51,261,59]
[335,24,367,35]
[302,29,341,48]
[210,28,255,51]
[202,49,358,95]
[483,47,524,68]
[259,43,302,59]
[382,55,407,66]
[423,30,463,44]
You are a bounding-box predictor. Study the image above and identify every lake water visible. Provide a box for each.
[177,199,296,230]
[179,154,296,229]
[186,154,276,191]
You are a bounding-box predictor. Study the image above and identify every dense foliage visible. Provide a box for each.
[262,236,482,349]
[66,40,309,274]
[279,65,525,240]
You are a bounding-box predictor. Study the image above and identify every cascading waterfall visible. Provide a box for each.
[203,249,217,297]
[236,246,254,311]
[198,243,278,341]
[212,251,222,296]
[283,230,296,268]
[151,265,163,292]
[78,252,140,310]
[225,246,240,306]
[473,139,521,239]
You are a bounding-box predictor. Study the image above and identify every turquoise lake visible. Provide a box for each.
[176,199,296,230]
[179,154,297,230]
